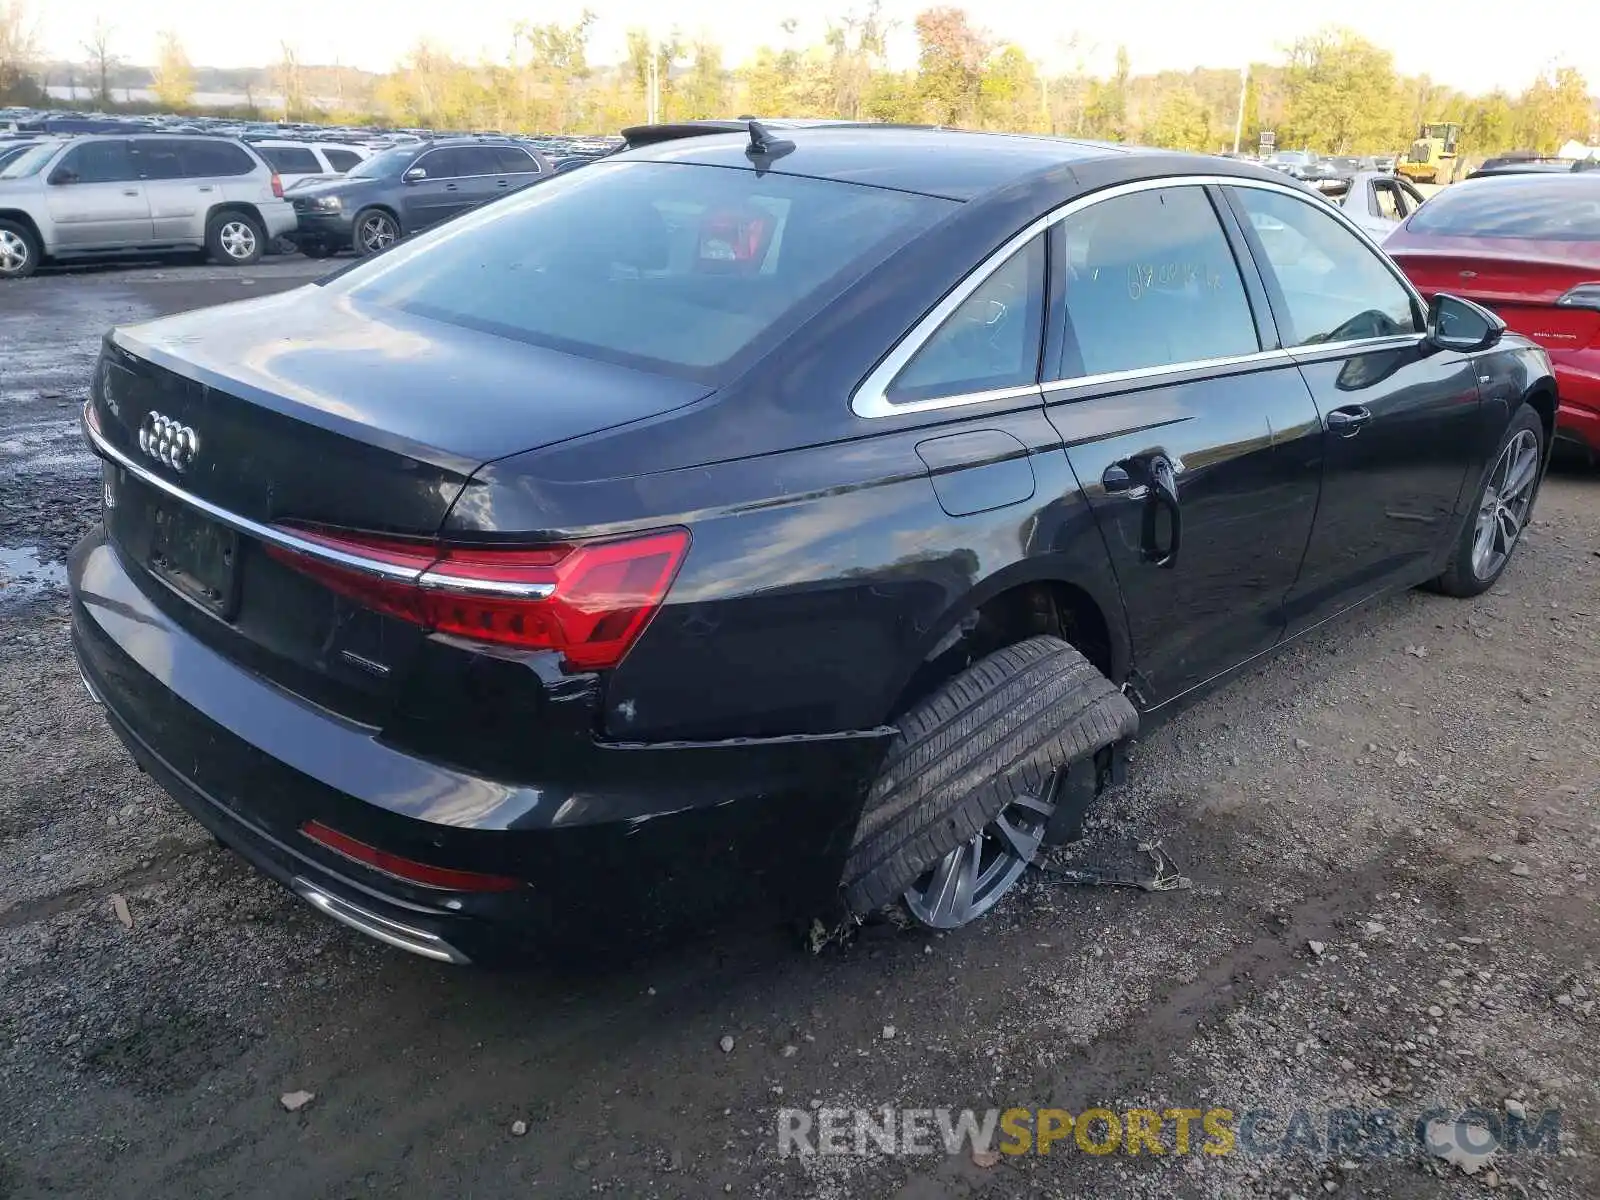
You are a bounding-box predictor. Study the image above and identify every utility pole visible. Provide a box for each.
[1232,64,1248,155]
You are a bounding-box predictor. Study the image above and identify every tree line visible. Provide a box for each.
[4,3,1596,157]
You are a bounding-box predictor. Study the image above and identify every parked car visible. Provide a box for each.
[1329,169,1428,242]
[252,140,370,192]
[71,128,1555,962]
[0,138,42,171]
[288,136,551,257]
[1386,173,1600,460]
[1263,148,1322,180]
[0,133,295,278]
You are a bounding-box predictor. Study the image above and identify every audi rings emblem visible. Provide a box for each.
[138,411,201,473]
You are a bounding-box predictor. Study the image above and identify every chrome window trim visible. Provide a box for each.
[851,173,1433,420]
[81,404,556,600]
[412,145,542,182]
[1038,348,1294,398]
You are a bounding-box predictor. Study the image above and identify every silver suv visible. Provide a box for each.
[0,134,297,278]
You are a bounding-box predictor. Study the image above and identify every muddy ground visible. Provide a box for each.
[1,262,1597,1200]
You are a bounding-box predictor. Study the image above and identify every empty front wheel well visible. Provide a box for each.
[0,209,44,247]
[889,580,1117,722]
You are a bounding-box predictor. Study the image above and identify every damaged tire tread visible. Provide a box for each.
[843,635,1138,914]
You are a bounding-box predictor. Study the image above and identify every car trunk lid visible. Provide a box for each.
[88,287,713,723]
[1388,236,1600,354]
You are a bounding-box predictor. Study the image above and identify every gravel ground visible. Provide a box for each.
[1,263,1597,1200]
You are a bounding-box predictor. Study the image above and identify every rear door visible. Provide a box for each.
[43,139,151,247]
[134,138,204,241]
[1224,183,1483,632]
[1045,182,1325,705]
[490,145,544,199]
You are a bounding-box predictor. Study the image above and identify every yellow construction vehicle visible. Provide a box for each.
[1397,123,1462,185]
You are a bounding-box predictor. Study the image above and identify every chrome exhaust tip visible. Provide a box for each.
[290,877,471,965]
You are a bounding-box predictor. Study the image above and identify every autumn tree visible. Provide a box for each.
[0,0,42,103]
[1516,67,1593,154]
[825,1,891,120]
[978,45,1041,133]
[1082,45,1131,140]
[81,17,117,107]
[912,6,988,125]
[679,38,727,120]
[1280,28,1400,152]
[151,30,195,111]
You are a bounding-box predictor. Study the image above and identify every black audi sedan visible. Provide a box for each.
[71,125,1556,963]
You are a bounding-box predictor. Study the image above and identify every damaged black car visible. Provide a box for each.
[71,125,1556,963]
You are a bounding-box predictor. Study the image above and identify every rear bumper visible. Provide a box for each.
[257,200,299,240]
[70,528,885,961]
[1552,354,1600,454]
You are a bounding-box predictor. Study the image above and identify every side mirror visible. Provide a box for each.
[1428,293,1505,353]
[402,166,427,183]
[48,167,79,185]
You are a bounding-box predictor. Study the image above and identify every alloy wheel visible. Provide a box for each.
[219,220,258,261]
[1471,429,1540,581]
[359,214,396,253]
[0,229,29,275]
[902,783,1057,929]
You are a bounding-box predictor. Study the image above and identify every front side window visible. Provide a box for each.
[1374,183,1404,221]
[333,161,951,381]
[1057,186,1260,378]
[889,235,1045,403]
[1232,186,1421,346]
[54,140,134,185]
[415,148,464,179]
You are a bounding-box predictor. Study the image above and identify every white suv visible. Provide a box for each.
[251,140,371,192]
[0,133,298,278]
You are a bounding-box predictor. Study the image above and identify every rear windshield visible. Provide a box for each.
[1406,177,1600,240]
[331,160,952,380]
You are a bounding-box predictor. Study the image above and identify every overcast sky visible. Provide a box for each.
[33,0,1598,93]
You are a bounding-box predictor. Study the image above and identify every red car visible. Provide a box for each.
[1386,173,1600,459]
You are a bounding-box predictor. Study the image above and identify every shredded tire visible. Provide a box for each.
[842,635,1138,915]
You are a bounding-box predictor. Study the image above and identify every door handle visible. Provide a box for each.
[1140,455,1182,569]
[122,189,139,197]
[197,185,213,192]
[496,180,510,188]
[445,183,459,191]
[1326,405,1373,436]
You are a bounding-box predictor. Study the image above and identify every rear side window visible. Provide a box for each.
[1056,187,1260,378]
[54,140,134,184]
[890,235,1045,403]
[454,147,504,176]
[132,139,186,180]
[179,140,257,178]
[322,148,362,172]
[1406,178,1600,240]
[494,146,540,174]
[260,146,321,174]
[334,161,952,381]
[1231,187,1421,346]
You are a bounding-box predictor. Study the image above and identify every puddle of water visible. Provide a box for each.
[0,546,68,604]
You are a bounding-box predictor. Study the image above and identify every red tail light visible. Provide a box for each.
[263,526,689,671]
[271,172,284,199]
[301,820,521,891]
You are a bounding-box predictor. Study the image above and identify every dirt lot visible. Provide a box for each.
[1,263,1597,1200]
